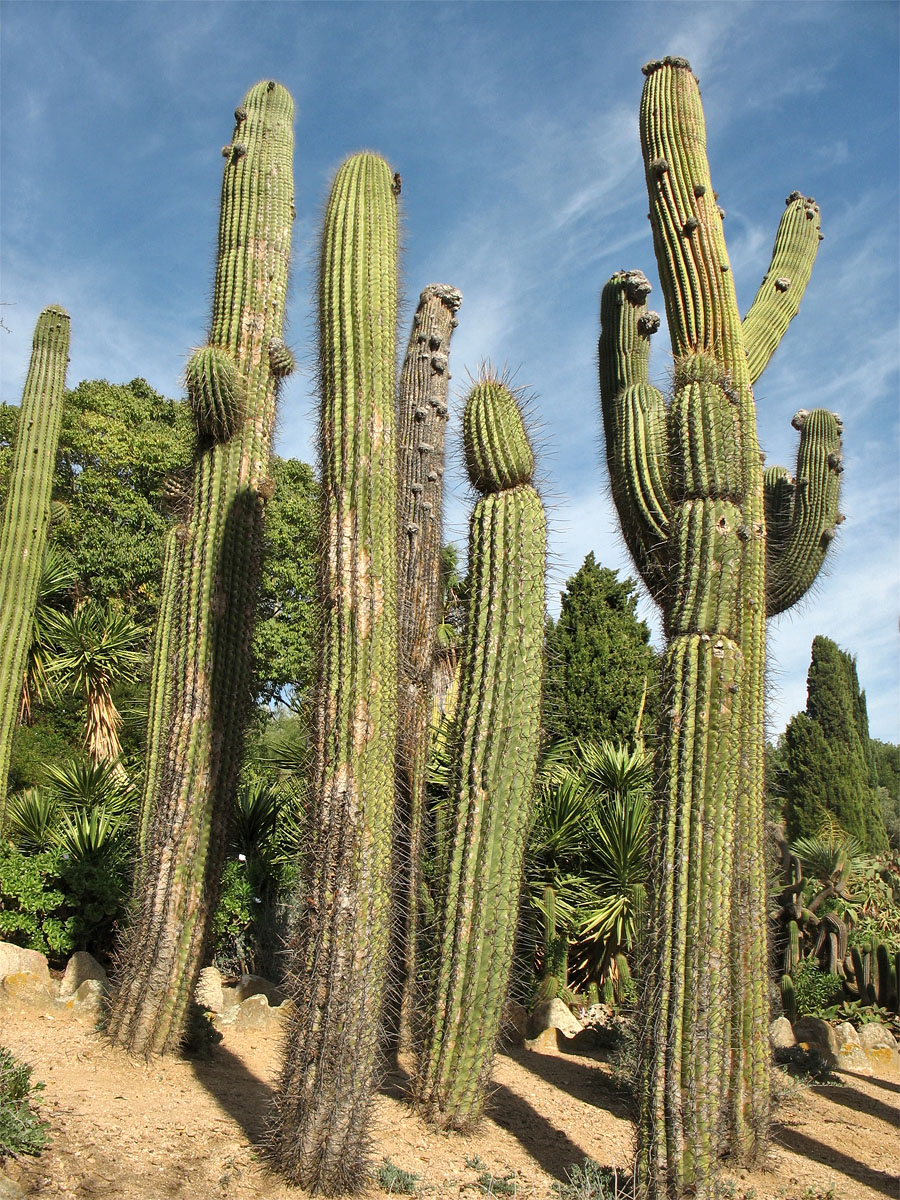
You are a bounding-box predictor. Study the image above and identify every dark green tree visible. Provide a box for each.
[543,553,658,746]
[782,636,888,852]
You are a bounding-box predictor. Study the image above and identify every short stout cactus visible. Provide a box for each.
[599,58,842,1198]
[414,375,546,1130]
[107,81,295,1057]
[270,152,399,1192]
[0,306,70,817]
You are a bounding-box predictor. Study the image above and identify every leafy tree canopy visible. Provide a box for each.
[543,553,658,747]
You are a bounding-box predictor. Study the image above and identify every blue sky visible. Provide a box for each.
[1,1,897,741]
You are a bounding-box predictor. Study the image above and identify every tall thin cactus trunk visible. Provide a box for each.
[107,80,295,1057]
[598,57,842,1199]
[0,305,70,820]
[270,152,399,1193]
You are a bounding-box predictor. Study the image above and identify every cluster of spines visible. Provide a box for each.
[107,80,294,1058]
[414,376,546,1130]
[270,152,399,1194]
[0,306,70,820]
[600,58,842,1199]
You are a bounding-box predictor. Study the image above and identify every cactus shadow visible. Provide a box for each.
[502,1043,633,1117]
[189,1041,275,1145]
[773,1125,898,1197]
[813,1081,899,1128]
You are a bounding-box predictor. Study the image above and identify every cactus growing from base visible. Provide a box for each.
[269,152,399,1193]
[0,306,70,819]
[414,375,546,1131]
[599,58,842,1199]
[107,81,294,1057]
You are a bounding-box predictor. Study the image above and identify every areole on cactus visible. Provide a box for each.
[0,305,70,820]
[107,79,295,1057]
[598,57,842,1199]
[414,373,546,1131]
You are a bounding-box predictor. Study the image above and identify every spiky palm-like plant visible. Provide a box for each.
[414,375,546,1131]
[107,81,294,1057]
[270,152,399,1193]
[0,306,70,819]
[598,58,842,1198]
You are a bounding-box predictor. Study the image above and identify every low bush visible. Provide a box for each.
[0,1046,49,1160]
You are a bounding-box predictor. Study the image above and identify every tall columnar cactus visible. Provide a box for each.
[414,375,546,1131]
[270,152,399,1193]
[0,306,70,819]
[598,58,842,1198]
[106,81,294,1056]
[392,282,462,1051]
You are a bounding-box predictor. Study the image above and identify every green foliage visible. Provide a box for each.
[543,555,658,746]
[0,1046,49,1161]
[782,638,888,852]
[252,456,320,705]
[377,1158,421,1195]
[791,958,842,1017]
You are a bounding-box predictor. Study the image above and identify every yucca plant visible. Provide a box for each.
[19,544,78,725]
[3,787,60,853]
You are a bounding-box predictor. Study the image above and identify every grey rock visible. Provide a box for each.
[769,1016,796,1049]
[857,1022,898,1051]
[527,997,583,1041]
[792,1016,838,1057]
[232,973,286,1007]
[1,972,53,1007]
[0,942,50,985]
[59,951,108,998]
[195,966,225,1013]
[229,993,293,1031]
[833,1021,860,1049]
[0,1173,27,1199]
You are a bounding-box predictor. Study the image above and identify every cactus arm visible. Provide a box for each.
[414,378,546,1131]
[393,283,461,1051]
[107,81,294,1057]
[0,306,70,818]
[765,409,843,617]
[742,193,822,385]
[271,153,398,1192]
[598,271,671,600]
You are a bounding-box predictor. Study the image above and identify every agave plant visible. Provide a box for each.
[42,602,146,769]
[4,786,60,852]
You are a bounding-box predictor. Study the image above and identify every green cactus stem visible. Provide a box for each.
[414,375,546,1131]
[874,943,897,1010]
[599,58,842,1199]
[106,81,294,1057]
[391,283,462,1054]
[0,306,70,819]
[779,975,796,1025]
[270,152,398,1193]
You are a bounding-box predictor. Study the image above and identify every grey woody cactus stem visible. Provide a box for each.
[0,306,70,820]
[599,57,842,1200]
[107,81,294,1057]
[392,282,462,1052]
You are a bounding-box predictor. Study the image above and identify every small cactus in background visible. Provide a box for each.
[392,282,462,1052]
[270,152,399,1192]
[779,974,797,1025]
[414,374,546,1130]
[599,58,841,1198]
[0,306,70,820]
[107,80,295,1057]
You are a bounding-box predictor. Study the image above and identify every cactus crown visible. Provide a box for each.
[463,375,535,493]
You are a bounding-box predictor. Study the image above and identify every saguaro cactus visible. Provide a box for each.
[0,305,69,818]
[270,152,399,1193]
[598,58,841,1199]
[107,81,294,1056]
[392,282,462,1050]
[414,375,546,1130]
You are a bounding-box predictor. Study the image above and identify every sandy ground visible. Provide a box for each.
[1,1003,897,1199]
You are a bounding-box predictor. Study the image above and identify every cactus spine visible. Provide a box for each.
[414,376,546,1130]
[0,306,69,818]
[270,153,398,1192]
[599,58,841,1198]
[107,82,294,1056]
[392,283,462,1050]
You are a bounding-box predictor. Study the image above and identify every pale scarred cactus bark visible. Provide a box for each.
[270,152,399,1193]
[107,81,295,1057]
[599,58,842,1199]
[414,375,546,1130]
[0,306,70,818]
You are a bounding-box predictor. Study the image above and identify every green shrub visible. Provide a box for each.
[554,1160,634,1200]
[377,1158,420,1195]
[0,1046,49,1160]
[792,957,842,1017]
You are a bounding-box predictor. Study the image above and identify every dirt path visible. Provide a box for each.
[1,1005,897,1199]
